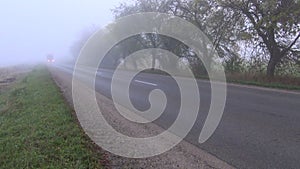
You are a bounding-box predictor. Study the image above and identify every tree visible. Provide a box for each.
[112,0,241,74]
[112,0,178,70]
[112,0,300,77]
[219,0,300,77]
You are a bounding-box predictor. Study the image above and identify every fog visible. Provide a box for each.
[0,0,125,67]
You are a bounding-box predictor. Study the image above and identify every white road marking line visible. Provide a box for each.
[134,80,157,86]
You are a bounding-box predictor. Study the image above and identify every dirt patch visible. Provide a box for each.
[0,65,32,78]
[0,65,32,92]
[0,77,16,83]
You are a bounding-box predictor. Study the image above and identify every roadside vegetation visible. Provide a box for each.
[0,66,105,168]
[221,59,300,90]
[71,0,300,90]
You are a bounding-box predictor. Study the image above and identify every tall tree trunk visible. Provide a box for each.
[266,56,278,77]
[151,50,156,70]
[152,56,156,69]
[266,46,283,77]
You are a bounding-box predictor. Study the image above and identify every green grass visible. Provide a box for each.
[0,66,104,169]
[224,73,300,90]
[226,79,300,90]
[195,74,300,90]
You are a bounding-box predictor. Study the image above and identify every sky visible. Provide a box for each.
[0,0,126,66]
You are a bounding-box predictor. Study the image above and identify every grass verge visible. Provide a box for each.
[0,66,105,169]
[144,70,300,90]
[225,79,300,90]
[223,73,300,90]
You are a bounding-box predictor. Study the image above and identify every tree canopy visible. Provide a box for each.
[71,0,300,77]
[111,0,300,76]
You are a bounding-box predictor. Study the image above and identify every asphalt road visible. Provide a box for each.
[53,64,300,169]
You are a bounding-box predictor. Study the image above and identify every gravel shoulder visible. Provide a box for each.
[49,66,235,169]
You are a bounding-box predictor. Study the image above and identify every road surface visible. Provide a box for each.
[53,64,300,169]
